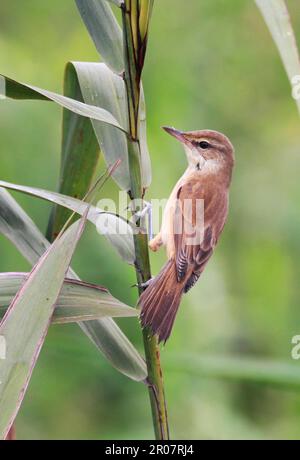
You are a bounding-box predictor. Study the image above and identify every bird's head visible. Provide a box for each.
[163,127,235,180]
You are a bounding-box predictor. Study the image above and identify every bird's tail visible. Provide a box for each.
[139,260,184,343]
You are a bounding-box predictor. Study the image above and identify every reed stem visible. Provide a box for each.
[122,0,169,440]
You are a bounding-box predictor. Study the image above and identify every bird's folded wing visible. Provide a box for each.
[173,176,228,281]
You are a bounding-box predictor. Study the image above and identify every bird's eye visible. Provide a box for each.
[198,141,210,149]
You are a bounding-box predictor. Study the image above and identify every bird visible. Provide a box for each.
[139,127,235,343]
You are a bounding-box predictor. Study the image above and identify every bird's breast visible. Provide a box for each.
[161,169,193,259]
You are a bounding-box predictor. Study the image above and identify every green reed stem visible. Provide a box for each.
[122,0,170,440]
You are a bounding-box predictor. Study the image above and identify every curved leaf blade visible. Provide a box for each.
[255,0,300,114]
[1,68,151,191]
[79,317,147,382]
[73,62,130,190]
[0,217,86,439]
[168,353,300,389]
[0,180,135,264]
[1,75,126,132]
[0,189,49,265]
[0,274,137,323]
[0,190,146,381]
[72,62,152,191]
[139,85,152,188]
[75,0,124,72]
[48,62,100,240]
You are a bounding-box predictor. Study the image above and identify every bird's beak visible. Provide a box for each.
[163,126,206,169]
[162,126,188,144]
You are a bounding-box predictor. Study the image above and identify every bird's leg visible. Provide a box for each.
[132,277,154,289]
[140,277,155,288]
[134,201,164,252]
[132,200,153,240]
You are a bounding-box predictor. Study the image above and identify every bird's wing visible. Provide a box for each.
[173,175,228,289]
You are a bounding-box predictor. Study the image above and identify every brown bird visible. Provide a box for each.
[139,127,235,343]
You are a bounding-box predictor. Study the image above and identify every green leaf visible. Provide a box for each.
[75,0,124,73]
[255,0,300,114]
[168,353,300,389]
[0,273,137,323]
[0,189,49,265]
[1,75,127,132]
[72,62,130,190]
[79,317,147,382]
[72,62,152,191]
[0,217,86,439]
[138,0,155,43]
[1,67,151,204]
[47,63,100,240]
[0,180,136,264]
[139,85,152,188]
[0,189,147,381]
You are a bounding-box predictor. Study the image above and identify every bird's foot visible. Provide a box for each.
[131,200,153,240]
[132,277,154,289]
[134,200,151,219]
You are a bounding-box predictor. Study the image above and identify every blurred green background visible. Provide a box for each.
[1,0,300,440]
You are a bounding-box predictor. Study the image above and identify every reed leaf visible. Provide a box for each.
[0,216,86,439]
[47,63,100,240]
[168,353,300,390]
[71,61,152,191]
[0,273,137,324]
[73,62,130,190]
[75,0,124,73]
[255,0,300,114]
[0,189,146,381]
[0,180,135,264]
[0,188,49,265]
[1,75,126,132]
[139,85,152,189]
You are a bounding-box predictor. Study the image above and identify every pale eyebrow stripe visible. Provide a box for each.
[190,138,210,144]
[191,138,227,153]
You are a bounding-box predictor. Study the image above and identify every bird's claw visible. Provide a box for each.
[131,200,153,240]
[131,277,154,289]
[135,200,151,219]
